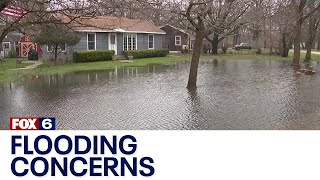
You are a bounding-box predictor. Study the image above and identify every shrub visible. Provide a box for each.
[222,46,228,54]
[267,49,278,56]
[202,45,209,54]
[227,50,234,54]
[8,49,18,58]
[73,50,115,63]
[256,48,262,55]
[123,49,169,59]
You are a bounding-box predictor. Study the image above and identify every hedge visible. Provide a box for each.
[123,49,169,59]
[73,50,115,63]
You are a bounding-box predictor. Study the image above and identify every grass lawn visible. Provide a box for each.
[0,58,33,83]
[0,58,31,70]
[0,51,319,84]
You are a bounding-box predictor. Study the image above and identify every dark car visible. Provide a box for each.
[235,43,252,50]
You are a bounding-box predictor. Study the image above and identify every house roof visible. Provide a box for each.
[59,15,166,34]
[3,32,23,43]
[160,24,190,35]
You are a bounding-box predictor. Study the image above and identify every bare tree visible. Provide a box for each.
[180,0,214,89]
[272,0,295,57]
[248,0,275,53]
[0,0,115,43]
[291,0,320,67]
[176,0,254,89]
[205,0,250,54]
[304,1,320,63]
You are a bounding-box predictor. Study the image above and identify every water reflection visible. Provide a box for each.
[1,60,320,130]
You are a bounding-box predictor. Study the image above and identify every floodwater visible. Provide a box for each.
[1,59,320,130]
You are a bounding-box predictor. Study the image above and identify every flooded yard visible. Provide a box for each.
[1,59,320,130]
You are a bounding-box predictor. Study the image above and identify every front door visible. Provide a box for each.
[109,33,117,55]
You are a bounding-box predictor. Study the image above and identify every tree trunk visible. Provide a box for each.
[187,31,204,90]
[233,34,237,46]
[211,40,218,55]
[280,33,289,57]
[269,20,273,54]
[304,16,318,63]
[292,0,307,67]
[292,20,302,67]
[253,29,260,50]
[209,33,219,55]
[233,30,239,46]
[304,40,312,63]
[54,45,59,62]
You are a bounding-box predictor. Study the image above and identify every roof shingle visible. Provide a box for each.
[62,15,165,34]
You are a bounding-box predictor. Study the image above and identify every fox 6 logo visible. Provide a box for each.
[10,118,56,130]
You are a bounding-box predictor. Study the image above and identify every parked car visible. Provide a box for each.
[235,43,252,50]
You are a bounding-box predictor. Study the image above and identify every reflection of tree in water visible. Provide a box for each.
[213,59,218,67]
[184,89,202,129]
[188,89,199,103]
[1,82,12,91]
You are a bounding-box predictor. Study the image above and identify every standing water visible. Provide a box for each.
[1,59,320,130]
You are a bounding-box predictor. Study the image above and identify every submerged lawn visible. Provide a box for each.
[1,52,320,84]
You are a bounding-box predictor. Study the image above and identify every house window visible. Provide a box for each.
[60,44,66,52]
[47,44,66,52]
[110,34,116,45]
[47,45,53,52]
[87,33,96,50]
[3,42,10,49]
[148,34,154,49]
[123,33,137,51]
[175,36,181,46]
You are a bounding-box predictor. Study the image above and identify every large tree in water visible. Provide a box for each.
[181,1,213,89]
[181,0,250,89]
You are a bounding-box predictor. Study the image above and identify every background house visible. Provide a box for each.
[1,32,22,57]
[42,16,166,61]
[160,25,190,52]
[160,24,212,53]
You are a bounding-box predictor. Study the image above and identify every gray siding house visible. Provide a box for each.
[42,16,166,61]
[1,32,22,57]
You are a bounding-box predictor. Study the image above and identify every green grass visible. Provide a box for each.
[0,52,319,84]
[37,55,189,74]
[0,58,31,70]
[202,53,320,61]
[0,58,33,83]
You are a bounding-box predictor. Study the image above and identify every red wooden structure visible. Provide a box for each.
[19,35,41,58]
